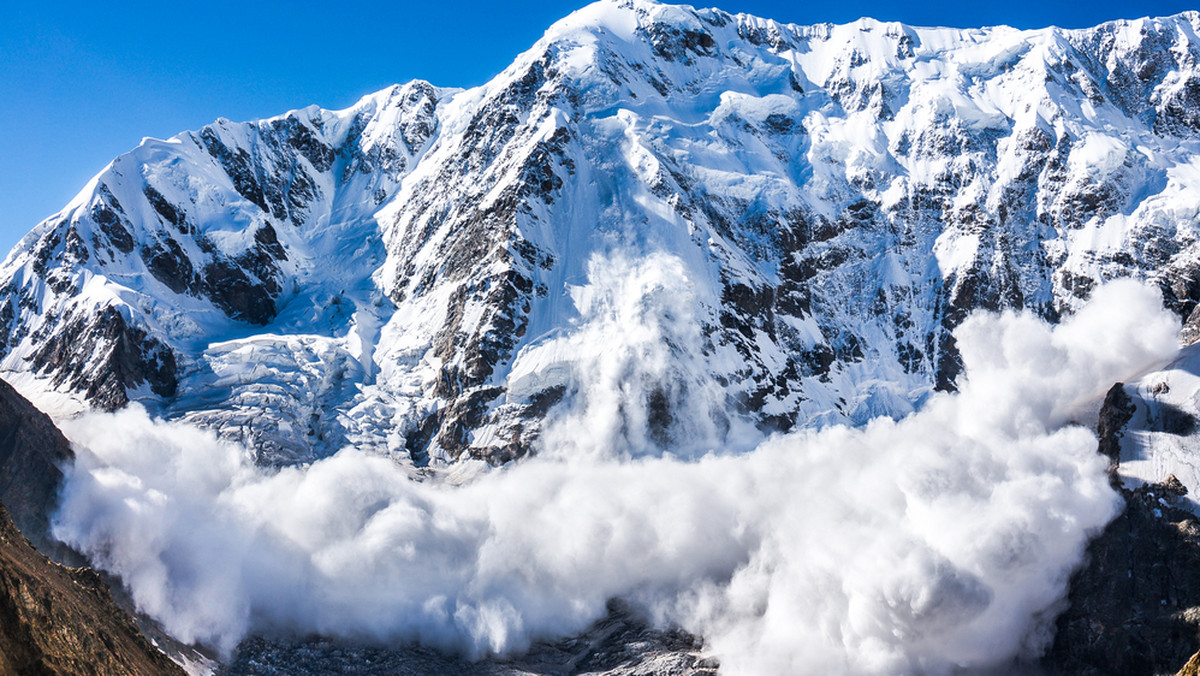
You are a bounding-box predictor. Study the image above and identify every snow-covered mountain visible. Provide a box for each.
[4,0,1200,467]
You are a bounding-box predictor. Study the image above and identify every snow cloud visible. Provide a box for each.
[52,256,1179,674]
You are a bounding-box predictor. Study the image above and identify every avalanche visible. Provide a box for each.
[53,278,1178,674]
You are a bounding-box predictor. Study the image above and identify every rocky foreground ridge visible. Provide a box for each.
[0,500,185,676]
[0,378,184,675]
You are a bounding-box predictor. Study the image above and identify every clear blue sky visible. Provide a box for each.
[1,0,1193,256]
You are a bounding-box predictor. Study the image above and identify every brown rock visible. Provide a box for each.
[0,377,74,559]
[1179,648,1200,676]
[0,499,184,675]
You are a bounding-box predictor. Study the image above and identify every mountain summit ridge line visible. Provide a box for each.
[1,0,1199,468]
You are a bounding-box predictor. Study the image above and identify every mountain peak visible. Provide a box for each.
[2,2,1199,466]
[542,0,712,43]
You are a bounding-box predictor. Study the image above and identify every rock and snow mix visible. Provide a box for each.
[2,1,1199,465]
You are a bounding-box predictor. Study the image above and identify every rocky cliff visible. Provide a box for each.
[0,497,184,676]
[1046,476,1200,675]
[0,378,73,557]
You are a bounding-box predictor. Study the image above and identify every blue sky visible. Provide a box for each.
[1,0,1193,256]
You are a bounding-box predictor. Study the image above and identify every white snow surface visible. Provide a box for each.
[1113,343,1200,508]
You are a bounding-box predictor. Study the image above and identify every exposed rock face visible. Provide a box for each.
[4,2,1200,466]
[1047,374,1200,675]
[28,305,177,412]
[1044,477,1200,676]
[0,377,73,555]
[1097,382,1135,472]
[1042,343,1200,676]
[0,499,185,676]
[220,601,713,676]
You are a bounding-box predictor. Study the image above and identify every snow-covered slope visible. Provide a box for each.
[4,0,1200,465]
[1107,343,1200,502]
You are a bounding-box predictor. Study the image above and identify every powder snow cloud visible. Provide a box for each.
[52,255,1179,674]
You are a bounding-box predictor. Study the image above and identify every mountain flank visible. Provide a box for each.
[0,378,185,675]
[0,378,73,558]
[0,498,185,676]
[5,1,1200,466]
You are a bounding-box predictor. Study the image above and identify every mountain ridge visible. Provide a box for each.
[4,0,1200,469]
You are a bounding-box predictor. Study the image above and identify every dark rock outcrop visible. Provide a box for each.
[0,499,185,676]
[28,306,177,411]
[1044,476,1200,676]
[221,600,713,676]
[1045,381,1200,675]
[1097,382,1135,474]
[0,377,73,556]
